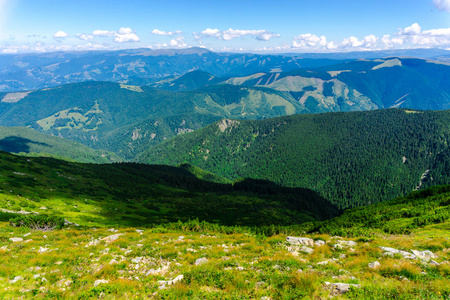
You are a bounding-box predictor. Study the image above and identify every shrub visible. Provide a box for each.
[10,214,64,231]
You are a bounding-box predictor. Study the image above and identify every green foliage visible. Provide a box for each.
[140,109,450,209]
[0,151,337,227]
[10,214,64,231]
[311,184,450,236]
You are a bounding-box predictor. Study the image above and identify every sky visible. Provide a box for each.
[0,0,449,54]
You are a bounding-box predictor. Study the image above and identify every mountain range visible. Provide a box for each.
[0,56,449,161]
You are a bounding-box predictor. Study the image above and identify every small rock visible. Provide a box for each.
[94,279,109,287]
[178,236,185,240]
[317,260,328,265]
[368,261,381,269]
[55,261,63,265]
[10,237,23,242]
[314,240,326,246]
[286,236,314,247]
[429,260,440,266]
[412,250,438,262]
[109,259,119,265]
[38,247,49,253]
[10,276,23,284]
[195,257,208,266]
[325,282,361,294]
[158,274,184,289]
[132,257,143,264]
[102,234,124,243]
[299,246,314,254]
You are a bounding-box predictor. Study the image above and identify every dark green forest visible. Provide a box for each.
[140,109,450,209]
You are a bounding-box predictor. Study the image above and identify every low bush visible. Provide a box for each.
[10,214,64,231]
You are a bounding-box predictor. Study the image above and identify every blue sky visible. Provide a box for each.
[0,0,449,53]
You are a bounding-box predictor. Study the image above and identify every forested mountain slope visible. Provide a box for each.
[139,109,450,209]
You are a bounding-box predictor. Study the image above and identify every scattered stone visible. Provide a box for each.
[10,276,23,284]
[236,266,245,271]
[132,257,143,264]
[314,240,326,246]
[299,246,314,254]
[325,282,361,294]
[412,250,438,262]
[317,261,329,265]
[286,236,314,247]
[33,274,40,279]
[10,237,23,242]
[380,247,415,259]
[55,261,63,265]
[178,236,185,241]
[186,248,197,252]
[23,233,31,237]
[195,257,208,266]
[94,279,109,287]
[102,234,124,243]
[430,260,440,266]
[158,274,184,289]
[256,281,266,288]
[38,247,49,253]
[368,261,381,269]
[135,229,144,234]
[85,239,100,247]
[339,254,347,259]
[261,297,271,300]
[109,259,119,265]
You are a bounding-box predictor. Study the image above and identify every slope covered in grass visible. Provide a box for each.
[0,126,121,163]
[0,151,337,227]
[312,184,450,236]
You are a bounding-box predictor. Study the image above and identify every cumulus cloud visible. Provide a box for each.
[399,23,421,35]
[53,31,69,39]
[76,34,94,41]
[433,0,450,11]
[397,23,450,46]
[92,30,115,37]
[196,28,280,41]
[152,29,182,36]
[168,36,188,48]
[114,27,140,43]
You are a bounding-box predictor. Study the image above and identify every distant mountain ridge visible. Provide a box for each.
[0,48,347,92]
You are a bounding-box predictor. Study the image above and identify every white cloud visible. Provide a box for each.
[341,36,364,48]
[400,23,421,35]
[53,31,69,39]
[152,29,182,36]
[169,36,187,48]
[92,30,115,37]
[2,48,17,53]
[114,27,140,43]
[433,0,450,12]
[397,23,450,46]
[76,34,94,41]
[292,33,329,48]
[196,28,279,41]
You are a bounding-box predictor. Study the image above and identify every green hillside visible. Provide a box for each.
[0,151,337,227]
[312,184,450,236]
[0,81,308,160]
[224,57,450,111]
[0,126,121,163]
[139,109,450,209]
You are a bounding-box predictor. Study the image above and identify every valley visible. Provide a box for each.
[0,48,449,299]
